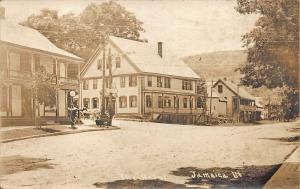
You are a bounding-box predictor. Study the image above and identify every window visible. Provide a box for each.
[164,77,171,88]
[115,57,121,68]
[129,75,137,87]
[190,98,194,108]
[147,76,152,87]
[164,97,172,108]
[97,59,102,70]
[83,98,90,108]
[157,76,163,87]
[183,98,188,108]
[93,79,97,89]
[120,76,126,88]
[83,80,89,90]
[182,80,193,90]
[146,95,152,107]
[174,97,179,108]
[119,96,127,108]
[218,85,223,93]
[158,96,163,108]
[92,97,99,109]
[129,96,137,108]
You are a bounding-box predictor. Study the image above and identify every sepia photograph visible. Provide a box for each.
[0,0,299,188]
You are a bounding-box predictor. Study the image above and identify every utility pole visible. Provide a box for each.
[101,40,106,116]
[108,47,114,125]
[237,85,240,123]
[268,95,271,120]
[209,80,213,124]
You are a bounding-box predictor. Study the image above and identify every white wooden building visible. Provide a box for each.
[80,36,206,124]
[0,9,83,126]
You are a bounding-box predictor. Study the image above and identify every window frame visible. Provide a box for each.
[147,76,152,87]
[83,80,89,90]
[163,97,172,108]
[182,80,193,90]
[218,85,223,93]
[92,97,99,109]
[93,79,98,89]
[83,98,90,108]
[129,95,137,108]
[146,95,152,108]
[158,96,163,108]
[97,59,102,70]
[157,76,163,88]
[120,76,126,88]
[129,75,137,87]
[183,98,188,108]
[119,96,127,108]
[164,77,171,88]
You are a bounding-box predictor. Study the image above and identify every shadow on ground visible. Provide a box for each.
[93,164,280,189]
[169,164,281,189]
[38,128,61,133]
[260,136,300,142]
[94,179,193,189]
[0,155,54,175]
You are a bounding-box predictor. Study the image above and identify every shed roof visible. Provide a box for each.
[0,19,82,61]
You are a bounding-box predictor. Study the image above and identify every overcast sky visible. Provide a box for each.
[1,0,258,58]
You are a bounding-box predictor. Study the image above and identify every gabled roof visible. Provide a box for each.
[213,79,255,100]
[83,36,200,79]
[206,82,219,98]
[0,19,83,61]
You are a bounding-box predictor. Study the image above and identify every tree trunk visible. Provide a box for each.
[37,100,41,128]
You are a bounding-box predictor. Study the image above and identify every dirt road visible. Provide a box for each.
[0,121,298,189]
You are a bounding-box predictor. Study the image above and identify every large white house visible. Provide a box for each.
[80,36,206,124]
[0,8,84,126]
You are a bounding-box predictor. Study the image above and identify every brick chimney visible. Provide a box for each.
[0,7,5,19]
[158,42,163,58]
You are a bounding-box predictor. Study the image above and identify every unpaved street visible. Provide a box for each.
[0,121,299,189]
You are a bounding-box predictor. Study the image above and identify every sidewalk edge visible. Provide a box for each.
[1,127,120,143]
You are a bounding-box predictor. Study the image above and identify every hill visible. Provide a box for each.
[182,50,284,105]
[182,50,247,83]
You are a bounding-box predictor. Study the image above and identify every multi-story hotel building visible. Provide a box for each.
[80,36,206,124]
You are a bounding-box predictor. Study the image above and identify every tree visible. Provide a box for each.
[236,0,299,119]
[32,67,57,128]
[21,1,145,60]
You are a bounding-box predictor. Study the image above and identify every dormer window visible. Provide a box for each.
[218,85,223,93]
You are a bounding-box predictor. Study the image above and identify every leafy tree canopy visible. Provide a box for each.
[32,67,57,107]
[236,0,299,89]
[21,1,145,60]
[236,0,299,119]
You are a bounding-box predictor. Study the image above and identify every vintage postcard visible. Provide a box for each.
[0,0,299,188]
